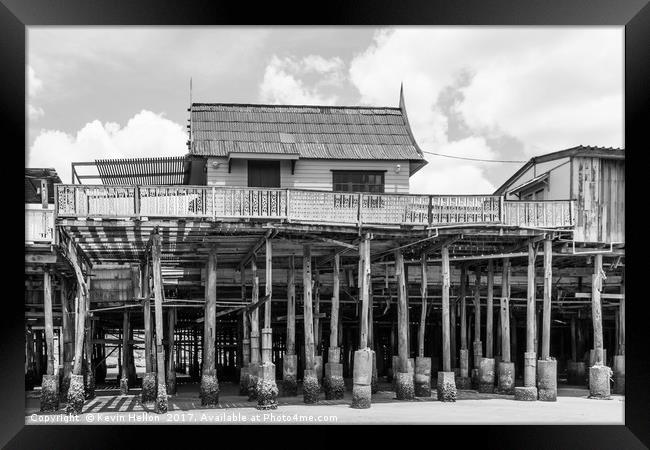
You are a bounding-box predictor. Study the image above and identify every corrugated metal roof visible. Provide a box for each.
[188,103,426,161]
[95,156,189,185]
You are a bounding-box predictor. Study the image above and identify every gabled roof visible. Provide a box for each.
[25,168,62,204]
[187,88,428,175]
[494,145,624,195]
[507,171,549,197]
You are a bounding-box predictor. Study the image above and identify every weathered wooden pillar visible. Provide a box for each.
[325,252,344,399]
[200,246,219,406]
[239,266,250,395]
[120,310,130,395]
[84,274,96,400]
[282,255,298,396]
[166,307,177,395]
[478,264,495,394]
[437,245,457,401]
[472,267,483,390]
[537,238,557,401]
[450,284,457,371]
[613,274,625,394]
[257,238,278,410]
[152,232,169,412]
[303,244,320,403]
[515,243,538,401]
[457,265,470,389]
[589,254,610,398]
[40,271,59,411]
[313,265,323,384]
[497,258,515,394]
[248,256,261,401]
[415,252,432,397]
[60,278,74,401]
[352,234,373,408]
[369,280,378,394]
[141,260,156,402]
[65,249,89,415]
[394,248,414,400]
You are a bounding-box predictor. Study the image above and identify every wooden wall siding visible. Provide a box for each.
[25,204,54,243]
[89,267,137,303]
[207,157,410,193]
[572,157,624,243]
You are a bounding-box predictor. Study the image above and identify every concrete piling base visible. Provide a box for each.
[514,386,538,401]
[589,365,612,399]
[247,363,259,401]
[478,358,495,393]
[256,362,278,410]
[524,351,536,387]
[199,369,220,406]
[239,366,250,396]
[414,357,432,397]
[65,374,85,415]
[351,349,373,408]
[496,361,515,394]
[436,371,457,402]
[40,374,59,412]
[459,349,469,379]
[396,371,415,400]
[613,355,625,395]
[587,349,607,386]
[324,362,345,400]
[85,368,95,400]
[314,356,323,386]
[120,377,129,396]
[60,367,72,402]
[537,359,557,401]
[141,372,157,403]
[371,351,378,394]
[303,369,320,404]
[155,383,168,413]
[282,355,298,396]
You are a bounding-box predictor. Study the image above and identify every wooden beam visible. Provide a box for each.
[286,255,296,355]
[303,244,315,371]
[395,247,408,372]
[441,245,451,372]
[592,254,604,364]
[486,260,494,358]
[239,229,273,270]
[541,238,552,360]
[501,258,511,362]
[276,313,326,321]
[301,234,358,250]
[152,231,167,396]
[43,272,54,375]
[418,252,427,358]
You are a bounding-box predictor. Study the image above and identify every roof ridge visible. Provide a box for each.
[191,102,401,111]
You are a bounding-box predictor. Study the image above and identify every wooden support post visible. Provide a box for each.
[330,253,340,355]
[571,315,577,361]
[418,252,427,358]
[200,245,219,406]
[166,307,176,394]
[262,237,273,364]
[395,249,408,371]
[43,272,54,376]
[460,266,467,351]
[619,276,625,356]
[251,256,260,365]
[303,245,315,371]
[287,256,296,355]
[486,261,494,358]
[61,277,74,395]
[591,254,604,365]
[314,266,321,355]
[542,238,553,360]
[152,232,168,411]
[142,262,152,373]
[359,235,371,350]
[526,243,536,354]
[450,285,457,369]
[441,246,451,372]
[501,258,511,362]
[242,267,250,365]
[474,266,482,352]
[120,310,129,392]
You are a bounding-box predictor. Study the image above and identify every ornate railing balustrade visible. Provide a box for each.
[54,185,575,229]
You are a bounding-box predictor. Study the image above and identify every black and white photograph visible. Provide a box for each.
[11,2,643,436]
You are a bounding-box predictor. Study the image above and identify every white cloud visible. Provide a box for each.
[27,65,43,98]
[348,27,623,193]
[259,55,345,105]
[28,105,45,121]
[27,110,187,183]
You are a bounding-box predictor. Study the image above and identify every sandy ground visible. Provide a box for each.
[25,380,624,425]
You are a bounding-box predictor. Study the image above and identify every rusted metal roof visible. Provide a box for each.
[188,102,427,164]
[95,156,190,185]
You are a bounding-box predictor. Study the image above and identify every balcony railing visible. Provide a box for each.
[55,185,575,229]
[26,204,54,243]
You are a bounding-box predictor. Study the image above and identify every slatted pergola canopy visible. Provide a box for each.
[71,156,191,185]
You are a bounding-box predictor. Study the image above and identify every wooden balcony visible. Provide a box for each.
[25,204,55,244]
[55,185,575,229]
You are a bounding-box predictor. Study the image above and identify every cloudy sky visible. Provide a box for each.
[26,26,623,193]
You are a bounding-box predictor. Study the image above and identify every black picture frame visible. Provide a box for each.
[3,0,648,448]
